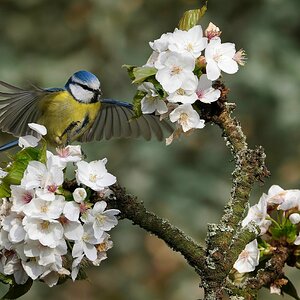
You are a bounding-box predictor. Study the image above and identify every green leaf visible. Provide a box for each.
[122,64,137,81]
[0,275,13,286]
[178,2,208,31]
[282,276,300,300]
[132,67,157,84]
[1,279,33,300]
[132,91,144,118]
[193,66,203,78]
[146,78,166,98]
[0,183,11,198]
[0,147,42,197]
[38,140,47,164]
[0,283,9,299]
[269,220,297,243]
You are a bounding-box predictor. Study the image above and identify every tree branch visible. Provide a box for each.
[107,184,207,275]
[198,96,270,299]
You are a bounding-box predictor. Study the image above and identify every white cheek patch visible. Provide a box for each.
[69,84,94,103]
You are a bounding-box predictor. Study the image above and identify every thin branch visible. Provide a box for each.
[246,245,291,290]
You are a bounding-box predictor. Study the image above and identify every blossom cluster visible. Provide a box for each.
[138,23,245,143]
[233,185,300,294]
[0,124,119,287]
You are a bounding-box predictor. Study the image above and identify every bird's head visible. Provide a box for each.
[65,70,102,103]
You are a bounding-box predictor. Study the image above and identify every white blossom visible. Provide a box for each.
[0,230,12,250]
[18,123,47,149]
[294,234,300,245]
[0,130,118,286]
[60,216,84,241]
[93,232,112,266]
[63,201,81,222]
[21,161,47,190]
[138,82,168,114]
[2,213,26,243]
[19,136,41,149]
[22,196,65,220]
[0,198,11,223]
[92,251,108,267]
[28,123,47,136]
[40,270,60,287]
[270,284,282,296]
[144,51,159,68]
[76,159,116,192]
[205,37,238,81]
[47,146,83,168]
[73,188,87,203]
[23,216,64,248]
[0,168,7,179]
[23,239,67,267]
[277,190,300,211]
[205,22,221,40]
[150,32,173,53]
[169,104,205,132]
[242,194,271,235]
[83,201,119,239]
[167,75,198,104]
[168,25,208,58]
[10,185,34,213]
[71,254,84,281]
[72,224,104,261]
[233,239,259,273]
[22,259,46,280]
[289,213,300,224]
[196,74,220,104]
[0,251,28,284]
[265,185,287,205]
[155,51,196,93]
[21,161,64,201]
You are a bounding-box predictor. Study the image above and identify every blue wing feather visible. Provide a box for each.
[44,87,65,93]
[0,139,18,151]
[101,98,133,109]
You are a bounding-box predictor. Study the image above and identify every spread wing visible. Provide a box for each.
[0,81,62,137]
[79,100,173,142]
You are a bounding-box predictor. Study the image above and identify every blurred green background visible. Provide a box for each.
[0,0,300,299]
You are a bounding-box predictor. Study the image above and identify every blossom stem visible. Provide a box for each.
[266,216,281,229]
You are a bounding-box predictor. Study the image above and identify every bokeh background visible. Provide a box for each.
[0,0,300,299]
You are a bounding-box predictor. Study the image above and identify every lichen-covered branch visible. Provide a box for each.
[198,97,270,299]
[108,184,206,274]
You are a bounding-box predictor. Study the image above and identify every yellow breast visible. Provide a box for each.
[37,91,101,146]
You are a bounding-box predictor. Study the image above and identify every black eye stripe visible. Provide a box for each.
[72,81,98,93]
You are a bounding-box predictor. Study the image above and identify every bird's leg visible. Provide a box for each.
[74,114,90,136]
[61,121,81,145]
[60,114,90,146]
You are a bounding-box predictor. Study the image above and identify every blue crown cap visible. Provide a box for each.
[65,70,100,90]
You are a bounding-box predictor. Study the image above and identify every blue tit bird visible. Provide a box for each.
[0,70,172,151]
